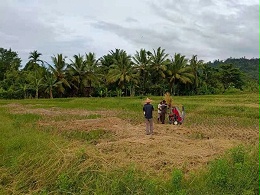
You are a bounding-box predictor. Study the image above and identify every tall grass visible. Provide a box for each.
[0,93,258,194]
[185,145,259,195]
[0,106,158,194]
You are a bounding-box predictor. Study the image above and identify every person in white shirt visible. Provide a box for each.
[157,101,162,123]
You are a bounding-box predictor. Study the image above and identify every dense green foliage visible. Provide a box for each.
[0,93,258,194]
[208,57,259,81]
[0,48,21,81]
[0,47,258,99]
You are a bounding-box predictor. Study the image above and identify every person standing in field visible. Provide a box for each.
[157,101,162,123]
[160,100,168,124]
[143,98,154,135]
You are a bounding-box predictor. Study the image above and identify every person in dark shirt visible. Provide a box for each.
[143,98,154,135]
[160,100,168,124]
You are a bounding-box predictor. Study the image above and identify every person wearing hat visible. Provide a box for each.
[143,98,154,135]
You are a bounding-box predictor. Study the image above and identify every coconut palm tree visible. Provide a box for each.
[67,54,85,96]
[190,55,204,94]
[132,48,151,95]
[85,52,100,89]
[18,83,29,99]
[166,53,194,95]
[28,50,43,65]
[68,53,100,97]
[149,47,168,78]
[149,47,169,95]
[99,52,121,96]
[43,71,59,99]
[24,50,44,71]
[28,70,43,99]
[24,51,46,97]
[107,49,138,96]
[49,54,70,96]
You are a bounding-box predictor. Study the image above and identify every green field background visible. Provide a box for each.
[0,93,258,194]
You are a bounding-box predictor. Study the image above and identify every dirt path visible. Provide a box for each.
[5,103,258,177]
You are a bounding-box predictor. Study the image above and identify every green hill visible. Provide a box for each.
[207,57,259,81]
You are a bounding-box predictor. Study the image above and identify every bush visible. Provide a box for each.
[0,88,23,99]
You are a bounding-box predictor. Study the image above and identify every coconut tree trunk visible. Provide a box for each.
[49,89,53,99]
[35,88,39,99]
[172,82,176,96]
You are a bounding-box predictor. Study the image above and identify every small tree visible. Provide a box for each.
[218,64,244,93]
[0,48,21,81]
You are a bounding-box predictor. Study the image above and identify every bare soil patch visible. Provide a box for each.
[6,103,258,178]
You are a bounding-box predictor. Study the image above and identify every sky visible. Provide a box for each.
[0,0,259,66]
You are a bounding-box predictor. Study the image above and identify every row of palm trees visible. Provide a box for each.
[14,47,212,98]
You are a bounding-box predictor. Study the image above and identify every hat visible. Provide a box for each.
[145,98,152,103]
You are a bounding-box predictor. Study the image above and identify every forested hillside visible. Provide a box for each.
[207,57,259,81]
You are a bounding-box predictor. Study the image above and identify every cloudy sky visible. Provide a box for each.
[1,0,259,66]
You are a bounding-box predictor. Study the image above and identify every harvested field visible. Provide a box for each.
[6,103,258,178]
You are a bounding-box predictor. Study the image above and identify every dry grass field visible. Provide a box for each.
[5,98,258,178]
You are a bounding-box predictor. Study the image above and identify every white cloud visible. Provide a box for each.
[0,0,258,66]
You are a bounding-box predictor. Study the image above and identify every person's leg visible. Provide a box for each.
[161,113,165,124]
[159,114,163,124]
[145,119,150,135]
[150,119,154,134]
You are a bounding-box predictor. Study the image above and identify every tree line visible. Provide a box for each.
[208,57,259,81]
[0,47,258,99]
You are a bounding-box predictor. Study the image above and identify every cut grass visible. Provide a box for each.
[50,113,102,122]
[60,129,113,144]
